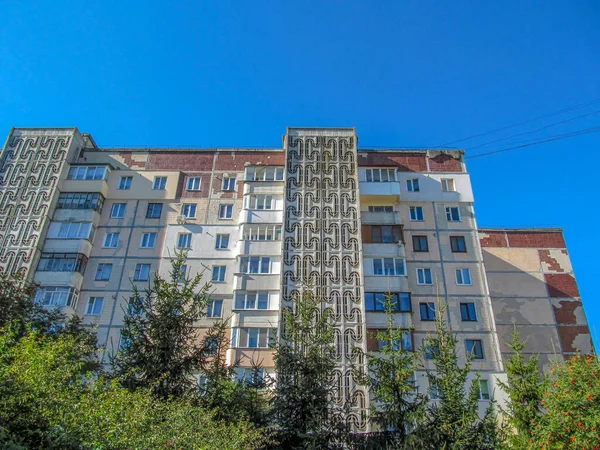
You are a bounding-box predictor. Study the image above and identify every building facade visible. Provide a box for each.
[0,127,593,430]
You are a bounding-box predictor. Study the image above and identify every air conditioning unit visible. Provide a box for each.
[176,215,186,224]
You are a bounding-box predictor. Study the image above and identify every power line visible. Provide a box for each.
[465,124,600,159]
[434,98,600,148]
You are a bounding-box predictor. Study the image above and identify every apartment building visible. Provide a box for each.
[0,126,593,431]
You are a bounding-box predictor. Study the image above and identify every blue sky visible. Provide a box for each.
[1,1,599,344]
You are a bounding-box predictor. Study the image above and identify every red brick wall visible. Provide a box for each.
[119,151,147,169]
[214,151,284,170]
[479,231,508,247]
[428,154,463,172]
[545,274,580,298]
[148,152,215,171]
[357,152,428,172]
[506,231,566,248]
[558,326,593,353]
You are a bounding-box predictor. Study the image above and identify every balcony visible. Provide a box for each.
[34,271,84,292]
[359,181,401,198]
[239,240,282,255]
[365,311,412,329]
[239,209,284,224]
[43,238,93,255]
[361,211,401,225]
[59,179,109,198]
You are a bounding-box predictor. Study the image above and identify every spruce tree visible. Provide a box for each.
[111,250,212,399]
[496,328,545,448]
[270,290,348,449]
[357,293,425,445]
[414,302,498,450]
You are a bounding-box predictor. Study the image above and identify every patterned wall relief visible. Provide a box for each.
[282,129,368,430]
[0,131,74,276]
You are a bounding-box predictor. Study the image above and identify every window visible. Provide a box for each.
[456,268,472,285]
[118,176,132,190]
[134,264,151,281]
[377,331,413,351]
[242,224,282,241]
[466,339,484,359]
[153,176,167,190]
[86,297,104,315]
[235,367,265,384]
[239,256,271,274]
[245,167,284,181]
[368,205,394,213]
[477,380,490,400]
[178,265,187,282]
[212,266,226,282]
[141,232,157,249]
[407,179,420,192]
[419,302,436,321]
[409,206,424,221]
[95,263,112,281]
[37,253,88,273]
[219,204,233,219]
[460,303,477,321]
[365,168,397,182]
[373,258,406,276]
[207,299,223,318]
[412,235,429,252]
[450,236,467,253]
[177,233,192,249]
[247,195,274,210]
[365,292,411,312]
[103,232,119,248]
[57,192,104,211]
[429,380,440,399]
[425,344,440,360]
[182,203,196,218]
[67,166,108,181]
[445,206,461,222]
[146,203,163,219]
[186,177,201,191]
[371,225,404,243]
[35,287,78,308]
[234,291,272,310]
[215,234,229,249]
[417,268,433,285]
[441,178,455,192]
[46,222,94,240]
[232,327,275,348]
[111,203,126,218]
[222,176,236,191]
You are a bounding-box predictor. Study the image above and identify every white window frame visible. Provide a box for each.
[215,234,229,249]
[231,327,275,349]
[110,203,126,218]
[441,178,455,192]
[140,232,157,249]
[35,287,78,308]
[212,265,226,282]
[153,176,167,190]
[207,299,223,318]
[368,205,394,213]
[95,263,112,281]
[456,268,472,286]
[416,268,433,285]
[372,258,406,276]
[409,206,424,221]
[247,194,274,210]
[365,168,397,182]
[407,178,420,192]
[134,263,151,281]
[118,176,133,190]
[182,203,196,218]
[219,204,233,219]
[245,167,284,181]
[186,177,201,191]
[239,256,271,274]
[86,297,104,315]
[222,176,236,191]
[242,224,282,241]
[103,232,119,248]
[47,222,93,240]
[177,233,192,249]
[234,291,272,310]
[445,206,461,222]
[68,166,108,181]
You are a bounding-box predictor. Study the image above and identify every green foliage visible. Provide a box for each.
[111,250,213,399]
[413,302,498,449]
[530,354,600,449]
[357,293,425,443]
[271,290,349,449]
[496,328,545,448]
[0,329,269,450]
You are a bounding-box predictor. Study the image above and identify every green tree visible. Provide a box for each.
[496,328,545,448]
[111,250,213,399]
[356,293,425,445]
[414,302,498,449]
[530,354,600,449]
[270,290,348,449]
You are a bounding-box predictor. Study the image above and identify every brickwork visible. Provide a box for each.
[214,151,284,170]
[428,153,463,172]
[558,326,593,353]
[506,231,566,248]
[545,273,580,298]
[539,249,564,273]
[479,231,508,248]
[148,151,215,171]
[118,151,148,169]
[552,300,584,325]
[357,152,428,172]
